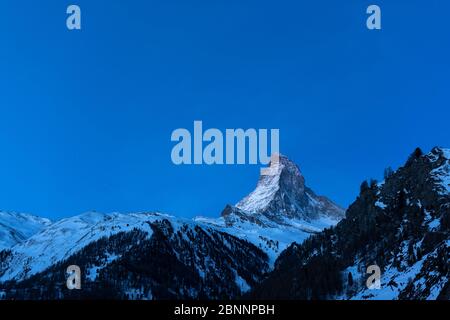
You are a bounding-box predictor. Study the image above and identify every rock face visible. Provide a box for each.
[249,147,450,300]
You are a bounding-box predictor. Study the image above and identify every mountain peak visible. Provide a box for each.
[233,154,344,223]
[235,155,304,213]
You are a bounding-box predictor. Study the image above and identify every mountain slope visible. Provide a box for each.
[249,147,450,300]
[0,211,51,251]
[1,211,183,282]
[1,217,269,300]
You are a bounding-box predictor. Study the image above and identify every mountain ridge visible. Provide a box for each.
[248,147,450,300]
[0,211,51,251]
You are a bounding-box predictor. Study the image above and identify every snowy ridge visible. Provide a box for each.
[1,213,270,299]
[429,148,450,195]
[0,212,51,251]
[0,211,195,282]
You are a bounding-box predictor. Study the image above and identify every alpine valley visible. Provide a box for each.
[0,148,449,300]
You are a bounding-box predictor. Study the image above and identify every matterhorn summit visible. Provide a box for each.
[235,155,344,223]
[197,155,346,262]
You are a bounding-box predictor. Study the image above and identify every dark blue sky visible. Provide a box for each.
[0,0,449,220]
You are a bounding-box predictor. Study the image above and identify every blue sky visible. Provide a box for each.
[0,0,449,220]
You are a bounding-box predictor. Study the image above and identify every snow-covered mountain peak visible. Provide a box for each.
[234,154,344,223]
[236,155,305,214]
[202,155,346,264]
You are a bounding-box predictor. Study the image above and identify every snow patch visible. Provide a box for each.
[235,272,251,293]
[375,200,387,209]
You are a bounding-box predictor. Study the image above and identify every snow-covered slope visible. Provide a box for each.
[431,148,450,195]
[0,212,51,251]
[346,147,450,300]
[195,212,338,264]
[2,216,270,300]
[0,211,187,281]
